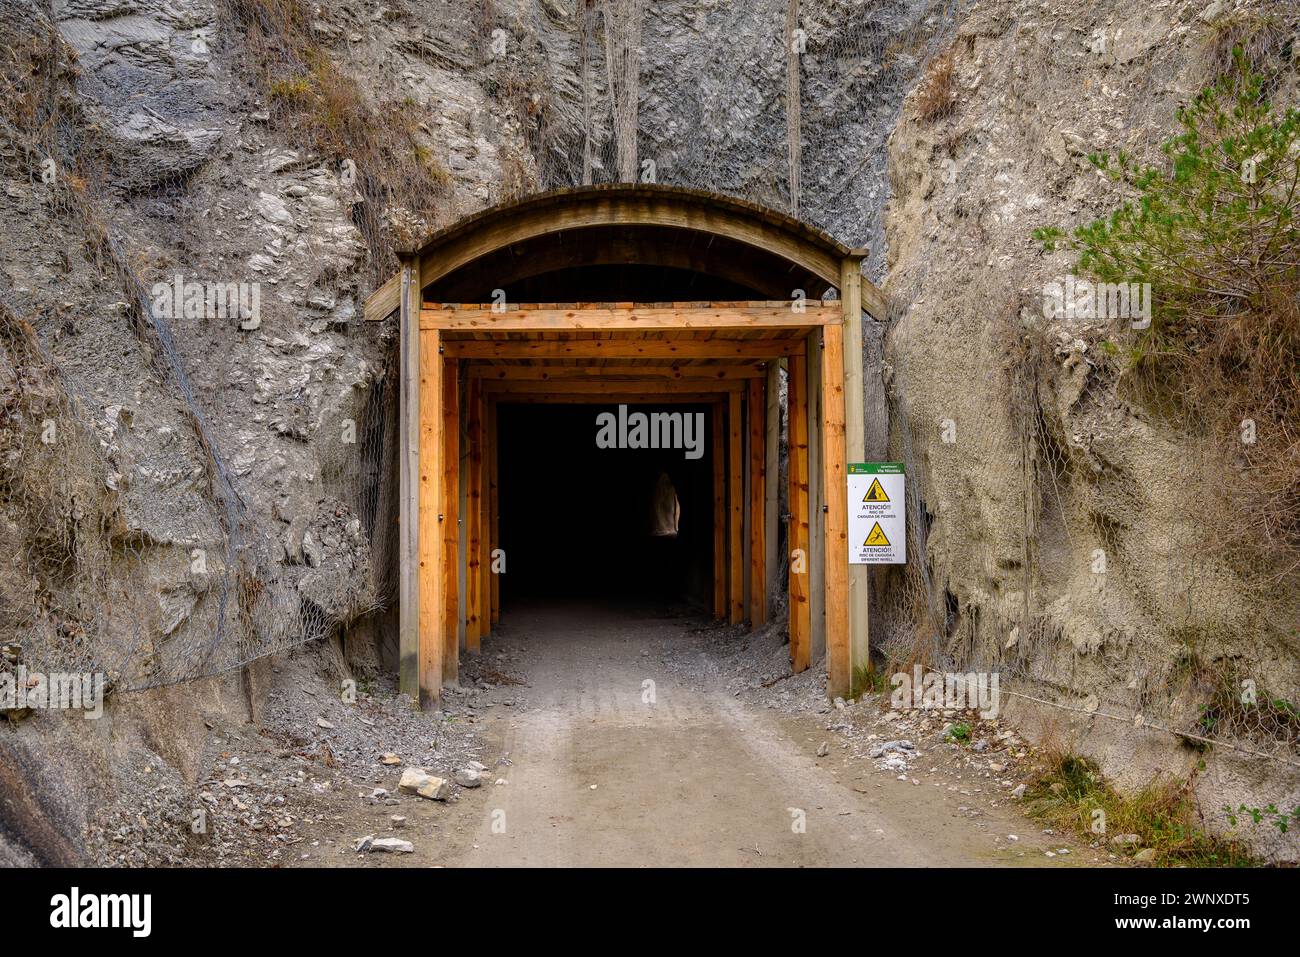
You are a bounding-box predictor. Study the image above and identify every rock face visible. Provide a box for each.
[2,0,1296,864]
[2,0,952,861]
[2,0,951,691]
[881,0,1300,860]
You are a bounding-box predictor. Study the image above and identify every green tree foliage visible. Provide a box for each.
[1034,49,1300,569]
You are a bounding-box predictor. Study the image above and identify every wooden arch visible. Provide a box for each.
[365,184,885,321]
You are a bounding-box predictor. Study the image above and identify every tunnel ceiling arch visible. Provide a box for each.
[402,184,859,304]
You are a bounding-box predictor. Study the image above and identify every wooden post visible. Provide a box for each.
[417,327,444,708]
[787,354,811,672]
[712,399,726,620]
[747,376,766,627]
[478,386,491,639]
[441,357,460,686]
[398,258,421,701]
[728,389,744,624]
[488,398,500,625]
[807,330,825,665]
[465,376,483,654]
[841,254,870,691]
[821,321,849,700]
[764,362,781,614]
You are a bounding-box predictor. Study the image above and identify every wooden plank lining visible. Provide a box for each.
[820,322,849,699]
[747,376,766,628]
[488,398,500,626]
[443,339,806,359]
[465,375,483,654]
[467,363,767,380]
[712,400,726,620]
[788,353,810,672]
[417,327,444,707]
[728,390,744,624]
[441,357,460,686]
[484,392,733,405]
[421,304,840,331]
[480,379,743,395]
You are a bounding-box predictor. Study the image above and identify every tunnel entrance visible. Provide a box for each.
[496,403,716,609]
[366,185,881,707]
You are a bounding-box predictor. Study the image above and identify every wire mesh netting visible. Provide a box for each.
[0,0,957,693]
[1,0,1295,802]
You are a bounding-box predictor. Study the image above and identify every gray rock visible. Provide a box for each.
[454,768,483,788]
[284,515,310,564]
[368,836,414,853]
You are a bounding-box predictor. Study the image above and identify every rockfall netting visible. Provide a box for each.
[0,0,958,692]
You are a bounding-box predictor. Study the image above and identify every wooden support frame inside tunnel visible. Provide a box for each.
[383,186,879,708]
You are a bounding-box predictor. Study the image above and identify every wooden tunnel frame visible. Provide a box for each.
[366,185,883,707]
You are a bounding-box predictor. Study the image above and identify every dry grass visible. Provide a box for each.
[218,0,453,279]
[1201,10,1296,88]
[1176,282,1300,580]
[915,48,957,123]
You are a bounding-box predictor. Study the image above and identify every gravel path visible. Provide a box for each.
[415,601,1101,867]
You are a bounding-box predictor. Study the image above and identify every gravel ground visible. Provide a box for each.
[86,645,520,867]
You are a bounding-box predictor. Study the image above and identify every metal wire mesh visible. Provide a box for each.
[2,0,1294,806]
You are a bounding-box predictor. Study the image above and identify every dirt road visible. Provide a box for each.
[422,603,1087,867]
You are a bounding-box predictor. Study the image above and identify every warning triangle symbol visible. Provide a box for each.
[863,478,890,503]
[864,522,891,548]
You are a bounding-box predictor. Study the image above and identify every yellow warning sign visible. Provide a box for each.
[864,522,891,547]
[862,477,890,503]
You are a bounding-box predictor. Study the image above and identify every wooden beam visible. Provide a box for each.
[747,376,767,628]
[468,363,767,380]
[821,321,849,700]
[841,256,869,692]
[728,390,744,624]
[365,271,402,322]
[421,304,840,332]
[441,357,460,686]
[417,326,444,708]
[465,376,483,654]
[486,392,732,405]
[488,398,500,625]
[788,353,810,673]
[861,276,887,324]
[712,400,726,620]
[763,362,782,623]
[480,379,742,396]
[399,260,422,701]
[443,339,805,359]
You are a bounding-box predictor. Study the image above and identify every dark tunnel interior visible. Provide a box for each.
[496,403,718,610]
